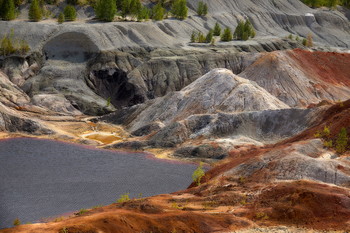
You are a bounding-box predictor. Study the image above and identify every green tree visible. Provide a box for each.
[29,0,43,22]
[336,127,348,154]
[95,0,116,21]
[2,0,16,21]
[221,27,232,42]
[57,12,65,23]
[151,2,165,21]
[190,31,197,42]
[205,30,213,43]
[171,0,187,19]
[197,1,208,16]
[233,20,255,40]
[64,5,77,21]
[198,31,205,43]
[213,22,221,36]
[13,218,21,226]
[137,6,150,21]
[192,162,205,186]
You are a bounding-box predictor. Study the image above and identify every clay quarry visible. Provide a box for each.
[0,0,350,232]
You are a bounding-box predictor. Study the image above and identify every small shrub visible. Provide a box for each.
[288,34,293,40]
[64,5,77,21]
[192,162,205,186]
[75,208,88,215]
[60,227,68,233]
[221,27,232,42]
[13,218,21,226]
[117,193,130,203]
[171,202,183,209]
[197,1,208,16]
[302,38,307,46]
[205,30,213,43]
[336,127,348,154]
[323,140,333,148]
[322,125,331,138]
[57,12,65,23]
[213,22,221,36]
[255,212,269,220]
[233,20,255,41]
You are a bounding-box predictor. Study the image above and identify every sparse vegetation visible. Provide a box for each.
[117,193,131,203]
[13,218,21,226]
[336,127,348,154]
[255,212,269,220]
[75,208,88,215]
[192,162,205,186]
[0,31,30,56]
[300,0,350,8]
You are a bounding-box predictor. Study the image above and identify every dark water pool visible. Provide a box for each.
[0,138,198,229]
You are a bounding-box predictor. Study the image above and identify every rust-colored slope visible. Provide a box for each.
[289,49,350,87]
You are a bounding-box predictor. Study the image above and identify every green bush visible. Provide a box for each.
[58,12,65,23]
[336,127,348,154]
[151,2,165,21]
[0,31,30,56]
[213,22,221,36]
[64,5,77,21]
[95,0,116,21]
[221,27,233,42]
[1,0,16,21]
[13,218,21,226]
[197,1,208,16]
[205,30,213,43]
[192,162,205,186]
[171,0,187,19]
[233,20,256,41]
[29,0,43,21]
[117,193,130,203]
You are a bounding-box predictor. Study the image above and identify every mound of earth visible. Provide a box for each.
[239,49,350,107]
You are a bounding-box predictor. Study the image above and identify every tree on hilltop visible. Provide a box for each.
[95,0,116,21]
[29,0,43,22]
[2,0,16,21]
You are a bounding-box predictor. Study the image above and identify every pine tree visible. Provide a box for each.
[197,1,208,16]
[95,0,116,21]
[137,6,149,21]
[2,0,16,21]
[205,30,213,43]
[151,2,165,21]
[64,5,77,21]
[130,0,141,16]
[336,127,348,154]
[29,0,43,22]
[57,12,65,23]
[171,0,187,19]
[221,27,232,42]
[190,31,197,42]
[233,20,255,41]
[213,22,221,36]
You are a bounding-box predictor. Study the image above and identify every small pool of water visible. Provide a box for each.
[0,138,198,229]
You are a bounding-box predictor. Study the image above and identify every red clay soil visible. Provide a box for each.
[284,99,350,144]
[288,49,350,86]
[247,180,350,230]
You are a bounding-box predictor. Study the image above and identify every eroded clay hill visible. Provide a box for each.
[2,100,349,233]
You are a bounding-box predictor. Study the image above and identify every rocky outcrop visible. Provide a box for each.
[102,69,289,133]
